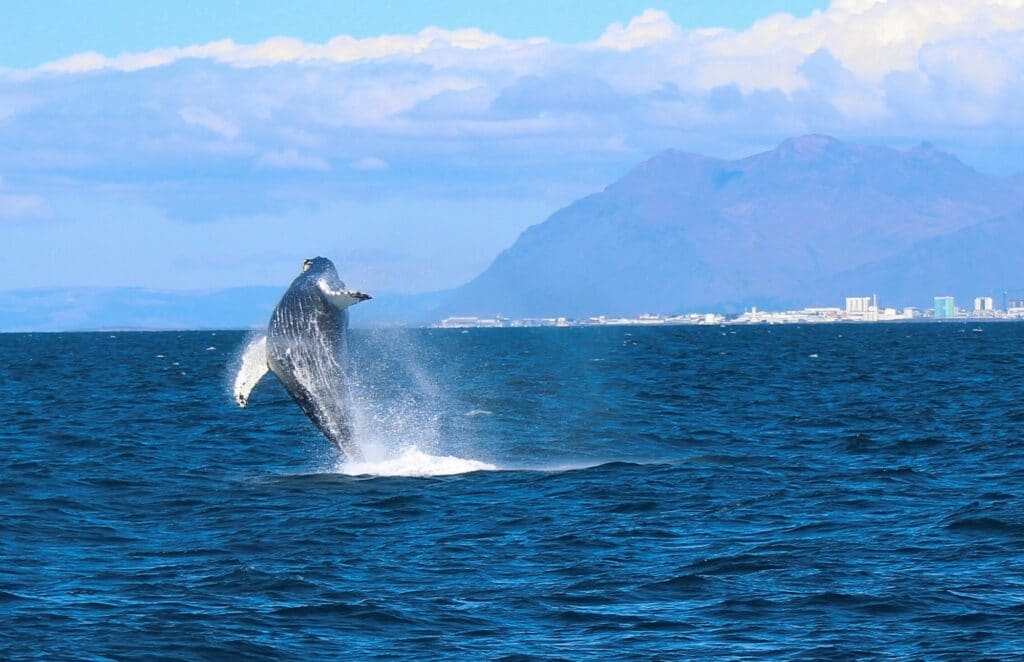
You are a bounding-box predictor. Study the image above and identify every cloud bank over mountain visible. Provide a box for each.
[2,0,1023,293]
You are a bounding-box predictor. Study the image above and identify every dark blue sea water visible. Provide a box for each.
[2,325,1024,659]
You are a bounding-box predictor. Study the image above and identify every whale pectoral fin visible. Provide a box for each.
[233,335,269,408]
[318,279,372,310]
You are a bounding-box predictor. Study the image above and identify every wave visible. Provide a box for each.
[328,453,664,478]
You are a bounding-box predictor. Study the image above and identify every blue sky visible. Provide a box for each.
[2,1,1023,293]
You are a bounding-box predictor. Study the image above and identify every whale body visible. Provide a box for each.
[233,257,370,459]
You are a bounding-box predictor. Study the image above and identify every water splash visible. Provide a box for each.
[332,329,496,477]
[229,327,496,476]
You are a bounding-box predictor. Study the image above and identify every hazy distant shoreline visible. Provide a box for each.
[3,318,1021,335]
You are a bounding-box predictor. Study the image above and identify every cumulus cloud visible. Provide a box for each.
[24,1,1019,129]
[35,27,517,73]
[594,9,682,51]
[2,0,1024,226]
[18,1,1024,127]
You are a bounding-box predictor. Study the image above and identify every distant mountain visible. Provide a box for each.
[0,287,278,332]
[818,209,1024,309]
[0,287,448,332]
[439,135,1024,317]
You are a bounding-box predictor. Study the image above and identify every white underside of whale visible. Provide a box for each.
[234,334,268,408]
[317,279,371,309]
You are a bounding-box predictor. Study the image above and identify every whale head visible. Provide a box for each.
[302,256,335,275]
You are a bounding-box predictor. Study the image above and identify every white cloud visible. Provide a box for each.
[24,1,1024,109]
[36,28,515,74]
[256,149,330,171]
[0,177,51,221]
[39,40,239,73]
[0,193,51,221]
[349,156,389,171]
[2,0,1024,227]
[595,10,682,51]
[179,106,239,139]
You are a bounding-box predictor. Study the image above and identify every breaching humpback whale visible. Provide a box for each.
[233,257,370,459]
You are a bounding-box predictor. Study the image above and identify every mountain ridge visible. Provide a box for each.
[437,135,1024,317]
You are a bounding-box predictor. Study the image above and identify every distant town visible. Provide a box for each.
[436,295,1024,328]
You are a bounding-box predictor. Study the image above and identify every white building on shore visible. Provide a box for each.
[439,316,507,328]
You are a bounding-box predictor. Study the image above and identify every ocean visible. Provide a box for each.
[2,324,1023,658]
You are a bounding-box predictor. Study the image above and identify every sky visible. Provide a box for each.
[2,0,1023,293]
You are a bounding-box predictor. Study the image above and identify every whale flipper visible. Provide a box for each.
[318,279,371,310]
[234,335,269,408]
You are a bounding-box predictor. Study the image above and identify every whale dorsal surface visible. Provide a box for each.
[238,257,369,459]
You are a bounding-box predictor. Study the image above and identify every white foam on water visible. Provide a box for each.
[338,446,497,477]
[333,454,654,478]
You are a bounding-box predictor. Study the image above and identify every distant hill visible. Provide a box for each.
[817,209,1024,309]
[438,135,1024,317]
[0,287,449,332]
